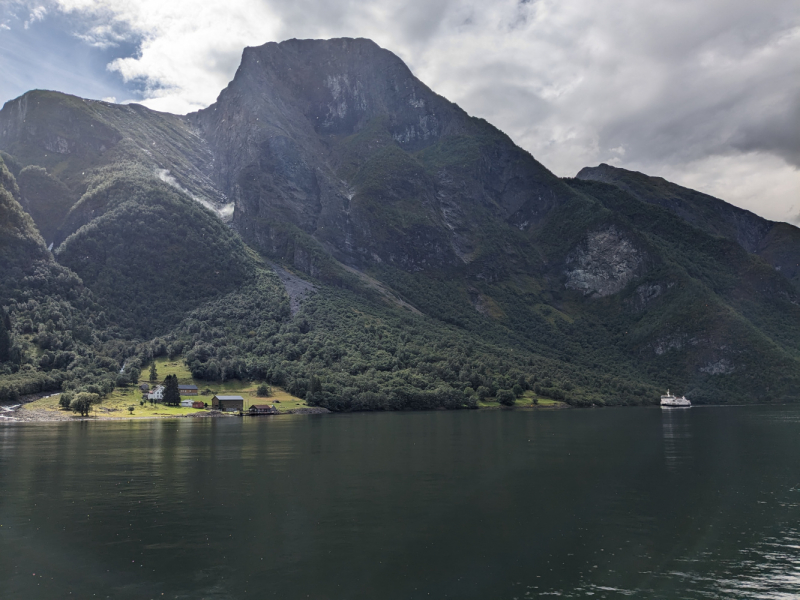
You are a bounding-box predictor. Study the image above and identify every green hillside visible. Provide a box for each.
[1,39,799,410]
[0,156,120,401]
[56,168,255,338]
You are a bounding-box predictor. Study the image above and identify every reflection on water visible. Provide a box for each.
[661,407,693,471]
[1,407,800,599]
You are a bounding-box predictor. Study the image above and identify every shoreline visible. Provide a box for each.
[0,404,332,423]
[1,401,568,423]
[2,400,792,423]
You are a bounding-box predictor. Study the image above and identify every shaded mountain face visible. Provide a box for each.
[190,38,572,272]
[0,37,799,407]
[577,164,800,289]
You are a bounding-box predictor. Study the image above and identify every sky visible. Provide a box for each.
[1,0,798,224]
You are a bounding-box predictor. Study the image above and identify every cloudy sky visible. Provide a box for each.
[1,0,798,223]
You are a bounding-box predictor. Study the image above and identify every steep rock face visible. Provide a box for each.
[564,226,645,297]
[576,164,800,288]
[190,38,572,272]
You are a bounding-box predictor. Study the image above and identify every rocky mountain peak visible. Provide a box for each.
[210,37,461,145]
[190,37,569,273]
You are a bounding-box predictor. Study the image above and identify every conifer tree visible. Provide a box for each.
[163,374,180,406]
[0,310,11,363]
[149,361,158,382]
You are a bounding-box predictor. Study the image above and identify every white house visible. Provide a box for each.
[148,385,164,401]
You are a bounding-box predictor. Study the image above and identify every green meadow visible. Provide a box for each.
[23,356,308,419]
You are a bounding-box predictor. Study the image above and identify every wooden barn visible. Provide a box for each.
[212,395,244,411]
[178,385,199,396]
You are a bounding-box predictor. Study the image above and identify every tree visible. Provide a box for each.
[512,384,524,398]
[256,384,272,397]
[497,389,516,407]
[58,391,73,410]
[128,406,135,415]
[0,309,11,363]
[71,392,99,416]
[149,361,158,382]
[162,374,180,406]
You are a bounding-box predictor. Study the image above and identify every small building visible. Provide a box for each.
[148,385,164,401]
[179,399,194,407]
[212,395,244,411]
[192,401,205,409]
[139,383,150,392]
[178,385,199,396]
[249,404,278,415]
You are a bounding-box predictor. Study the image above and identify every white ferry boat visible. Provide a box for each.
[660,389,691,408]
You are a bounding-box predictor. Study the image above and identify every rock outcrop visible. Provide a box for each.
[564,226,645,297]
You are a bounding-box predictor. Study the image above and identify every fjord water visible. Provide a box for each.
[1,408,799,599]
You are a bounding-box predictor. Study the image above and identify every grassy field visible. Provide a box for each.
[23,356,308,419]
[477,391,565,409]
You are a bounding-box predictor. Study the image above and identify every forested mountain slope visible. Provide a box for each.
[1,38,798,407]
[0,156,122,400]
[577,163,800,289]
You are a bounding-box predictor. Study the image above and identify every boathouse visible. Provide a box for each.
[249,404,278,415]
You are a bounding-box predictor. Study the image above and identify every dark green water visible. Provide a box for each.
[2,406,800,599]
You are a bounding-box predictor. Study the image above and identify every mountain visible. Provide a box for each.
[1,38,799,408]
[190,38,572,276]
[577,163,800,289]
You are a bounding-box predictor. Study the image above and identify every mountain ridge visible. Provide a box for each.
[1,37,799,408]
[577,163,800,289]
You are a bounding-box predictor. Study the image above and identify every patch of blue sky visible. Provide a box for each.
[0,7,142,106]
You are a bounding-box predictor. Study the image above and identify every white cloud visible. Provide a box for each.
[23,5,47,28]
[28,0,800,223]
